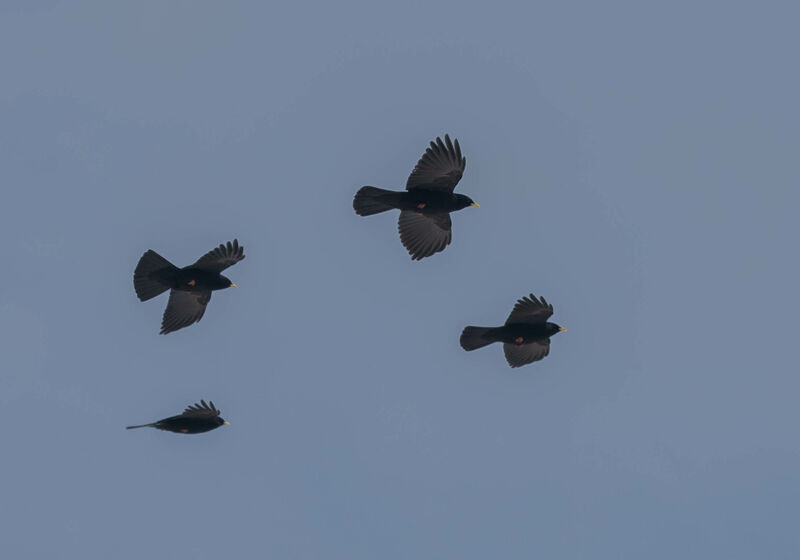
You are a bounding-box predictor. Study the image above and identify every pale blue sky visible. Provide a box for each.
[1,1,799,558]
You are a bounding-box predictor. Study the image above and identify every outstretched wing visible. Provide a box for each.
[183,400,220,418]
[398,211,452,260]
[193,239,245,273]
[503,340,550,368]
[160,290,211,334]
[505,293,554,325]
[405,134,466,192]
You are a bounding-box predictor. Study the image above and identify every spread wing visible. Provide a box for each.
[503,340,550,368]
[397,211,452,260]
[182,400,221,418]
[160,290,211,334]
[505,293,554,325]
[405,134,466,192]
[193,239,245,273]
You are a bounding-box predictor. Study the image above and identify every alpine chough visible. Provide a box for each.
[460,293,566,368]
[134,239,244,334]
[353,134,478,260]
[126,400,229,434]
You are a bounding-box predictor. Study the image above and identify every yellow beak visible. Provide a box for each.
[559,327,567,332]
[471,202,480,208]
[223,421,230,426]
[230,283,238,288]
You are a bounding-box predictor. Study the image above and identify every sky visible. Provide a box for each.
[1,1,799,558]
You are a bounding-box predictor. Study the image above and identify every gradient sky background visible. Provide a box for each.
[1,1,799,558]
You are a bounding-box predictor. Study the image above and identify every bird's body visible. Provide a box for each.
[126,400,229,434]
[133,239,245,334]
[468,323,563,346]
[162,267,235,293]
[460,294,566,368]
[353,135,478,260]
[127,416,221,434]
[356,187,475,214]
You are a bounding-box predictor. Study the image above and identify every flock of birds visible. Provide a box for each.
[127,134,566,435]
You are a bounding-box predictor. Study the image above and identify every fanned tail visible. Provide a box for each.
[460,326,496,351]
[353,186,399,216]
[134,250,178,301]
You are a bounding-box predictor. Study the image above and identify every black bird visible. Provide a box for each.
[126,400,229,434]
[353,134,479,260]
[134,239,245,334]
[460,293,566,368]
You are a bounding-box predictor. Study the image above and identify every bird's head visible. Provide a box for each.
[217,416,230,427]
[220,275,238,289]
[453,193,480,210]
[547,323,567,337]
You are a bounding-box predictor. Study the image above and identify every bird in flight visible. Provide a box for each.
[460,293,566,368]
[134,239,245,334]
[353,134,479,260]
[126,400,229,434]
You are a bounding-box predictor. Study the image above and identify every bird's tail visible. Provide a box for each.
[134,250,178,301]
[460,326,496,351]
[353,186,398,216]
[125,423,156,430]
